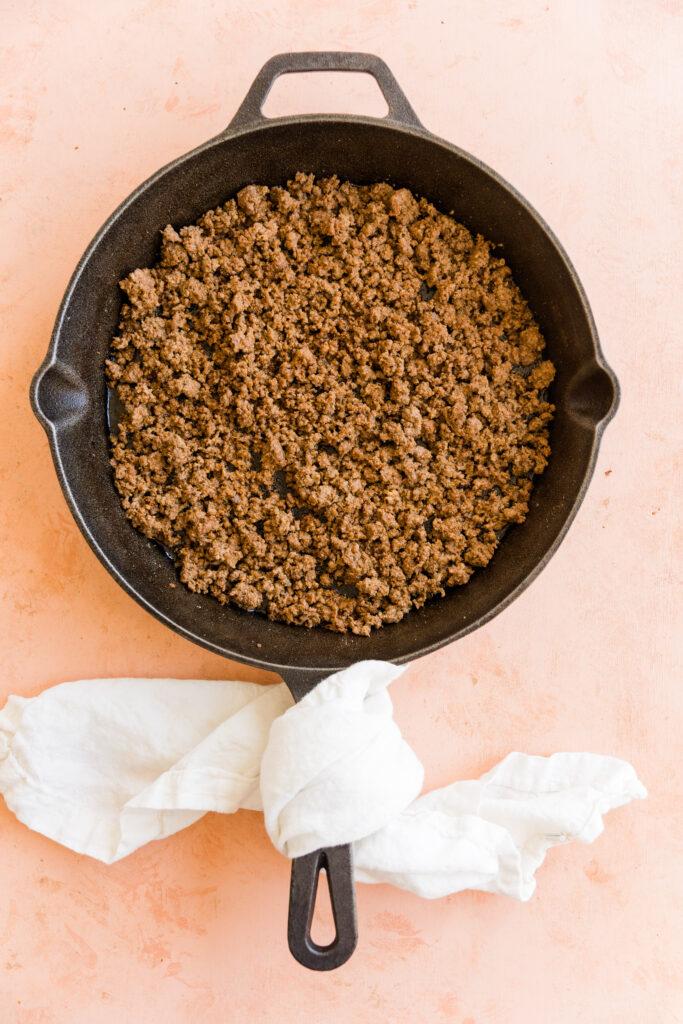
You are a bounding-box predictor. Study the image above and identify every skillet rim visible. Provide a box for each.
[30,111,619,676]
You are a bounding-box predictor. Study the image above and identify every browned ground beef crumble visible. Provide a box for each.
[107,174,555,635]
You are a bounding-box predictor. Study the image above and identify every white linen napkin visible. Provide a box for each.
[0,661,646,900]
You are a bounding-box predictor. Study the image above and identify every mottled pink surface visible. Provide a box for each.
[1,2,681,1021]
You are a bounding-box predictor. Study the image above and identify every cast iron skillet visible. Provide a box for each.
[30,52,619,971]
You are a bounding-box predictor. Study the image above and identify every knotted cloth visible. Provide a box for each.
[0,661,645,900]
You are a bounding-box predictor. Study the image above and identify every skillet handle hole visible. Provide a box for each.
[309,866,337,948]
[261,71,389,120]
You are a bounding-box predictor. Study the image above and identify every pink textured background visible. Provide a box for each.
[1,1,681,1021]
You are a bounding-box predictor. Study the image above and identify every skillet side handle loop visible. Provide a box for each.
[288,843,358,971]
[227,51,422,132]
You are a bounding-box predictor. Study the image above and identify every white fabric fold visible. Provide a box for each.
[0,662,646,900]
[353,752,645,899]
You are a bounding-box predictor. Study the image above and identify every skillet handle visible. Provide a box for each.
[288,843,358,971]
[227,51,423,132]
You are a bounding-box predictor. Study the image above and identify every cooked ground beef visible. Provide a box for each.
[107,174,555,634]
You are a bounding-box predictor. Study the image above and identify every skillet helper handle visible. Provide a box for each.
[288,843,358,971]
[227,50,423,132]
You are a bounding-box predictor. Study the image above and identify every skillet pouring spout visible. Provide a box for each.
[566,359,620,429]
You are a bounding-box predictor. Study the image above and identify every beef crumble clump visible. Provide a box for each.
[107,174,555,635]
